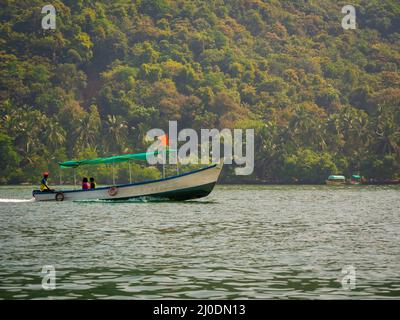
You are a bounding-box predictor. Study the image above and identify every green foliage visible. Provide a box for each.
[0,133,20,183]
[282,148,338,184]
[0,1,399,184]
[139,0,171,19]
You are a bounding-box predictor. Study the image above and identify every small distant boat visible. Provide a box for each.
[33,151,223,202]
[349,174,362,185]
[325,175,346,185]
[326,174,367,185]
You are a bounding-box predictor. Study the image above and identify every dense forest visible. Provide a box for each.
[0,0,399,184]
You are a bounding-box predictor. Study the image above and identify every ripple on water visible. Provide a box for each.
[0,185,399,299]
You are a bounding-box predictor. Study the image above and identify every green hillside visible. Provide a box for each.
[0,0,399,184]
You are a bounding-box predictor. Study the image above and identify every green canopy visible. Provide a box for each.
[352,175,361,179]
[59,149,175,168]
[328,175,346,180]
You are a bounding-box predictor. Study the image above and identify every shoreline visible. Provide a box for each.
[2,182,400,187]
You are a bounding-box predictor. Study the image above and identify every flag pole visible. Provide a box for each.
[176,149,179,175]
[129,160,132,184]
[112,162,115,185]
[162,154,165,179]
[159,134,168,179]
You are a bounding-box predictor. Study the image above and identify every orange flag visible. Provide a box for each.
[158,134,168,147]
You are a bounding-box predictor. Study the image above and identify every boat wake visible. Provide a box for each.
[0,198,36,203]
[73,196,169,204]
[73,197,216,204]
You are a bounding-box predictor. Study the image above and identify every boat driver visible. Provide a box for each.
[40,172,52,192]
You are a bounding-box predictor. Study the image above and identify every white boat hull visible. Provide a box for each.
[33,163,223,201]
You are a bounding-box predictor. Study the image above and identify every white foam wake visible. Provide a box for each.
[0,198,36,203]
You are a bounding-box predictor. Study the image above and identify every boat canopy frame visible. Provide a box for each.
[59,149,176,168]
[59,149,179,187]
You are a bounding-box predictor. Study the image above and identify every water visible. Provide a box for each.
[0,185,399,299]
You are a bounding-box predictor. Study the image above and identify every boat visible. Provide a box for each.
[33,151,223,201]
[349,174,362,185]
[325,175,346,185]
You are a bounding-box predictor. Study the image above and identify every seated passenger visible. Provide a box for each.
[82,177,90,190]
[90,177,96,189]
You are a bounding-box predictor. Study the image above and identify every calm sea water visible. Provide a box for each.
[0,185,399,299]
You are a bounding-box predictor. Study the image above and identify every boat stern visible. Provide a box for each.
[32,190,55,201]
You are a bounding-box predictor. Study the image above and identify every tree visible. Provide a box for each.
[104,115,129,153]
[0,133,20,183]
[139,0,171,19]
[73,105,101,151]
[288,103,327,151]
[1,0,399,183]
[282,148,338,184]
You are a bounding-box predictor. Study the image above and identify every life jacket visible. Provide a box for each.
[90,182,96,189]
[40,178,48,191]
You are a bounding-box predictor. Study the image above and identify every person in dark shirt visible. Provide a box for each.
[90,177,96,189]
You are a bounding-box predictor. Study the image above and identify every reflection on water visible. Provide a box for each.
[0,185,399,299]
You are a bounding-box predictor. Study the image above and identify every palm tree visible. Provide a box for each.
[374,105,400,156]
[255,121,286,182]
[135,122,152,149]
[334,106,371,172]
[74,113,101,150]
[44,120,66,151]
[289,105,327,151]
[105,115,128,153]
